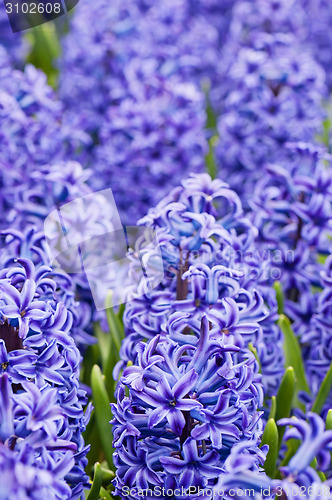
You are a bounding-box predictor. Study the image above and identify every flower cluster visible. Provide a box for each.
[0,62,89,229]
[0,251,91,498]
[250,144,332,413]
[0,373,79,500]
[0,7,26,65]
[296,255,332,415]
[215,34,326,201]
[121,174,283,397]
[110,174,284,495]
[228,0,307,46]
[59,0,239,220]
[215,413,332,499]
[1,0,332,498]
[94,78,207,224]
[251,144,331,293]
[303,0,332,90]
[112,316,265,496]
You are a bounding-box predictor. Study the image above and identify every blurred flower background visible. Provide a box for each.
[0,0,332,498]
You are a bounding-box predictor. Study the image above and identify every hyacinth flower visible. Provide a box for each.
[279,413,332,474]
[0,47,99,349]
[120,174,283,397]
[228,0,308,47]
[251,145,332,293]
[213,439,275,499]
[0,59,89,230]
[58,0,242,221]
[303,0,332,91]
[0,372,78,499]
[112,315,264,495]
[0,7,27,65]
[269,413,332,500]
[292,255,332,415]
[159,438,223,488]
[0,226,94,347]
[94,75,207,224]
[211,413,332,499]
[250,146,332,413]
[59,0,222,126]
[0,254,91,498]
[214,32,326,202]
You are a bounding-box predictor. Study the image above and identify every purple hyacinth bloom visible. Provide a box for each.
[114,437,164,490]
[213,439,274,499]
[0,254,91,498]
[94,76,207,224]
[0,8,27,65]
[0,443,76,500]
[303,0,332,90]
[0,60,89,232]
[137,369,202,436]
[112,312,264,494]
[159,437,222,488]
[121,174,284,397]
[229,0,307,46]
[215,34,326,202]
[58,0,251,221]
[0,372,14,442]
[0,372,79,499]
[249,146,332,414]
[0,279,51,338]
[279,413,332,474]
[190,390,240,448]
[0,338,37,381]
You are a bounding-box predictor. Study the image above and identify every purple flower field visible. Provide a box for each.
[0,0,332,498]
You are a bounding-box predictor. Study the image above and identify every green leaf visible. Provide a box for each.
[104,296,124,399]
[87,463,103,500]
[205,135,219,180]
[260,419,279,478]
[318,253,328,265]
[26,23,61,88]
[248,343,262,373]
[311,362,332,415]
[99,465,115,487]
[117,303,125,323]
[326,409,332,430]
[105,294,124,354]
[91,365,115,470]
[322,117,331,148]
[94,322,111,369]
[268,396,277,420]
[275,367,296,445]
[104,338,119,402]
[202,79,218,131]
[84,415,103,474]
[279,314,310,408]
[273,281,284,315]
[99,487,113,500]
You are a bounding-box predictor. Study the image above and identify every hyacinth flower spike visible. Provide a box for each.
[278,413,332,474]
[160,438,222,488]
[135,368,202,436]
